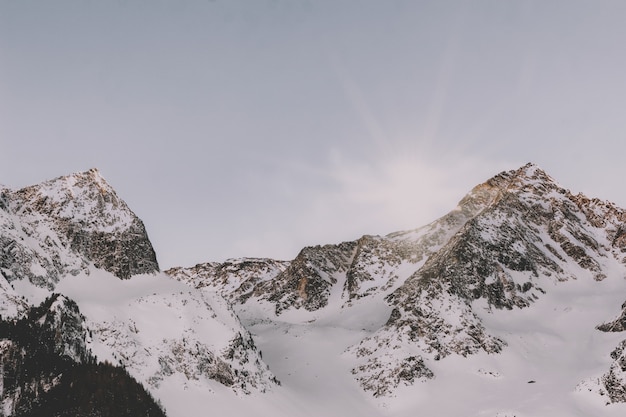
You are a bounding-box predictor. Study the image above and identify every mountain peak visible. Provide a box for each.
[512,162,560,185]
[456,163,566,216]
[488,162,562,192]
[517,161,541,175]
[53,167,114,196]
[9,169,132,234]
[73,167,106,183]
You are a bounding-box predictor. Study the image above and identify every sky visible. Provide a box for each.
[2,0,626,269]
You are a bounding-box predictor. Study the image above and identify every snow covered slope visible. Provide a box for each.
[55,271,278,396]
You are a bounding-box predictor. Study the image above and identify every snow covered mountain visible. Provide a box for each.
[0,170,278,417]
[3,164,626,417]
[168,163,626,416]
[0,168,158,288]
[347,164,626,396]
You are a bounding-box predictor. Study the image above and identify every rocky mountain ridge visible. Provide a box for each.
[168,163,626,407]
[3,164,626,417]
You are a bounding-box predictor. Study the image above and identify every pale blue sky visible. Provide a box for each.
[2,1,626,268]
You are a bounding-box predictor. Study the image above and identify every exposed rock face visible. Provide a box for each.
[343,234,434,303]
[596,301,626,403]
[147,329,277,393]
[598,301,626,333]
[260,242,357,314]
[351,348,434,398]
[0,169,158,287]
[601,340,626,403]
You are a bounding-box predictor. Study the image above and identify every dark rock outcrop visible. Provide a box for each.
[599,340,626,403]
[264,242,356,313]
[598,301,626,333]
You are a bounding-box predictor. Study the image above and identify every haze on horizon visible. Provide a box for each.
[2,0,626,268]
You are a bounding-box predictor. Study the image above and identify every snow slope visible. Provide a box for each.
[165,263,626,416]
[53,270,278,396]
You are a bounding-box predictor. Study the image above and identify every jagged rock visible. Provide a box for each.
[259,242,357,314]
[594,302,626,403]
[166,258,290,303]
[352,353,434,398]
[581,339,626,404]
[598,300,626,332]
[343,235,426,302]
